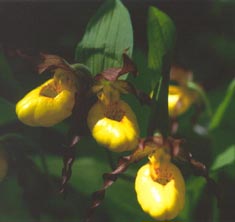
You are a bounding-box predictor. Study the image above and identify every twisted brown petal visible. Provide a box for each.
[59,135,80,195]
[84,136,164,222]
[172,142,222,207]
[37,53,74,75]
[85,155,132,222]
[114,80,152,106]
[95,53,138,81]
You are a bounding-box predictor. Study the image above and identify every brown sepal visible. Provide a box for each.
[95,53,138,81]
[37,53,74,75]
[130,136,164,162]
[114,80,152,105]
[7,50,74,75]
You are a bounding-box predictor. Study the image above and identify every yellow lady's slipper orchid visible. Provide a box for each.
[168,85,196,117]
[87,99,139,152]
[16,69,77,127]
[135,149,185,221]
[0,148,8,182]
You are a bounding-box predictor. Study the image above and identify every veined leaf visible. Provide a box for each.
[211,145,235,171]
[75,0,133,78]
[147,6,176,136]
[148,6,176,86]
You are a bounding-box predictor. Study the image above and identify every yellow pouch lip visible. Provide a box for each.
[16,78,76,127]
[135,160,185,221]
[87,100,139,152]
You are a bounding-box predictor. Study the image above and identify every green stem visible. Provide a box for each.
[209,79,235,131]
[147,54,170,137]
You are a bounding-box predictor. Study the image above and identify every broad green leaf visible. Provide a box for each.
[130,49,153,93]
[0,97,16,126]
[147,6,176,86]
[211,145,235,171]
[209,79,235,130]
[147,7,176,136]
[75,0,133,77]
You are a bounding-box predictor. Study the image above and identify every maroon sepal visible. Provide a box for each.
[36,53,74,75]
[95,53,138,81]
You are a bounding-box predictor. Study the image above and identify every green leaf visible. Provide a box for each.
[147,6,176,87]
[180,176,206,220]
[211,145,235,171]
[75,0,133,77]
[33,153,149,221]
[209,79,235,130]
[129,49,153,93]
[147,6,176,136]
[0,97,17,126]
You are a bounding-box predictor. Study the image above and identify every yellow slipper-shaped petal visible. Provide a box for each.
[135,160,185,221]
[16,78,76,127]
[87,100,139,152]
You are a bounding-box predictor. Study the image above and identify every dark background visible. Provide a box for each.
[0,0,234,89]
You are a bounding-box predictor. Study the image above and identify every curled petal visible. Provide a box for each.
[95,53,138,81]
